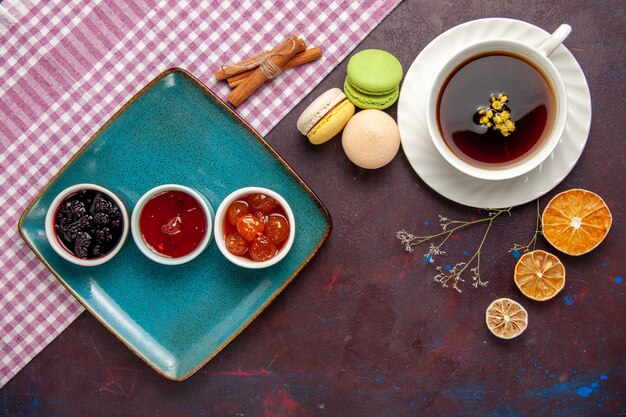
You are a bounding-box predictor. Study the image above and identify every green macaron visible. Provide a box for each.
[345,49,403,109]
[344,78,400,110]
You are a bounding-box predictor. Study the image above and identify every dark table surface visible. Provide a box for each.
[2,1,624,416]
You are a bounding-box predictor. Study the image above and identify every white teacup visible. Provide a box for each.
[426,24,571,180]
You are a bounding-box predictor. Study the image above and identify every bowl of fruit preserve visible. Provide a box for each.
[45,183,129,266]
[131,184,213,265]
[214,187,295,269]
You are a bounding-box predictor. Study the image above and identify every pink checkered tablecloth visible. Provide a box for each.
[0,0,401,387]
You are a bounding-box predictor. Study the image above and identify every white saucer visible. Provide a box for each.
[397,18,591,208]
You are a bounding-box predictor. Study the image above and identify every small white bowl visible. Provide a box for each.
[214,187,295,269]
[45,184,129,266]
[131,184,213,265]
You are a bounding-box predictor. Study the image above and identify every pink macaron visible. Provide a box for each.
[341,109,400,169]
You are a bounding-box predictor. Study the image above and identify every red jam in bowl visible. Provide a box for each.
[139,190,207,258]
[223,193,290,262]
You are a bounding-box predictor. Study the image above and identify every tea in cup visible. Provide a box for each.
[426,24,571,180]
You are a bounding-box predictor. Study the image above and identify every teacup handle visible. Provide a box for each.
[538,24,572,57]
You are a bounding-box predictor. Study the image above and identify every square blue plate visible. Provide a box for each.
[19,68,331,381]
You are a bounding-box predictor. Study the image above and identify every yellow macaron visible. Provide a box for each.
[297,88,355,145]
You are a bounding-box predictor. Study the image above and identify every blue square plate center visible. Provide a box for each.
[19,68,331,381]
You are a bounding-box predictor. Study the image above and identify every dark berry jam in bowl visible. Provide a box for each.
[131,185,213,265]
[214,187,295,269]
[45,184,129,266]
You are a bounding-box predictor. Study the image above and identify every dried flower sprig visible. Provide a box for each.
[509,199,542,254]
[397,208,512,292]
[476,92,516,137]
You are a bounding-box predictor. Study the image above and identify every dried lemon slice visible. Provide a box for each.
[542,189,612,256]
[514,250,565,301]
[485,298,528,339]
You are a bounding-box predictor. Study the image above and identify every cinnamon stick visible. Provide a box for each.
[227,47,322,88]
[215,48,272,81]
[227,36,306,107]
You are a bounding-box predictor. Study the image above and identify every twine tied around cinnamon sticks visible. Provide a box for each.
[215,35,322,107]
[219,38,298,80]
